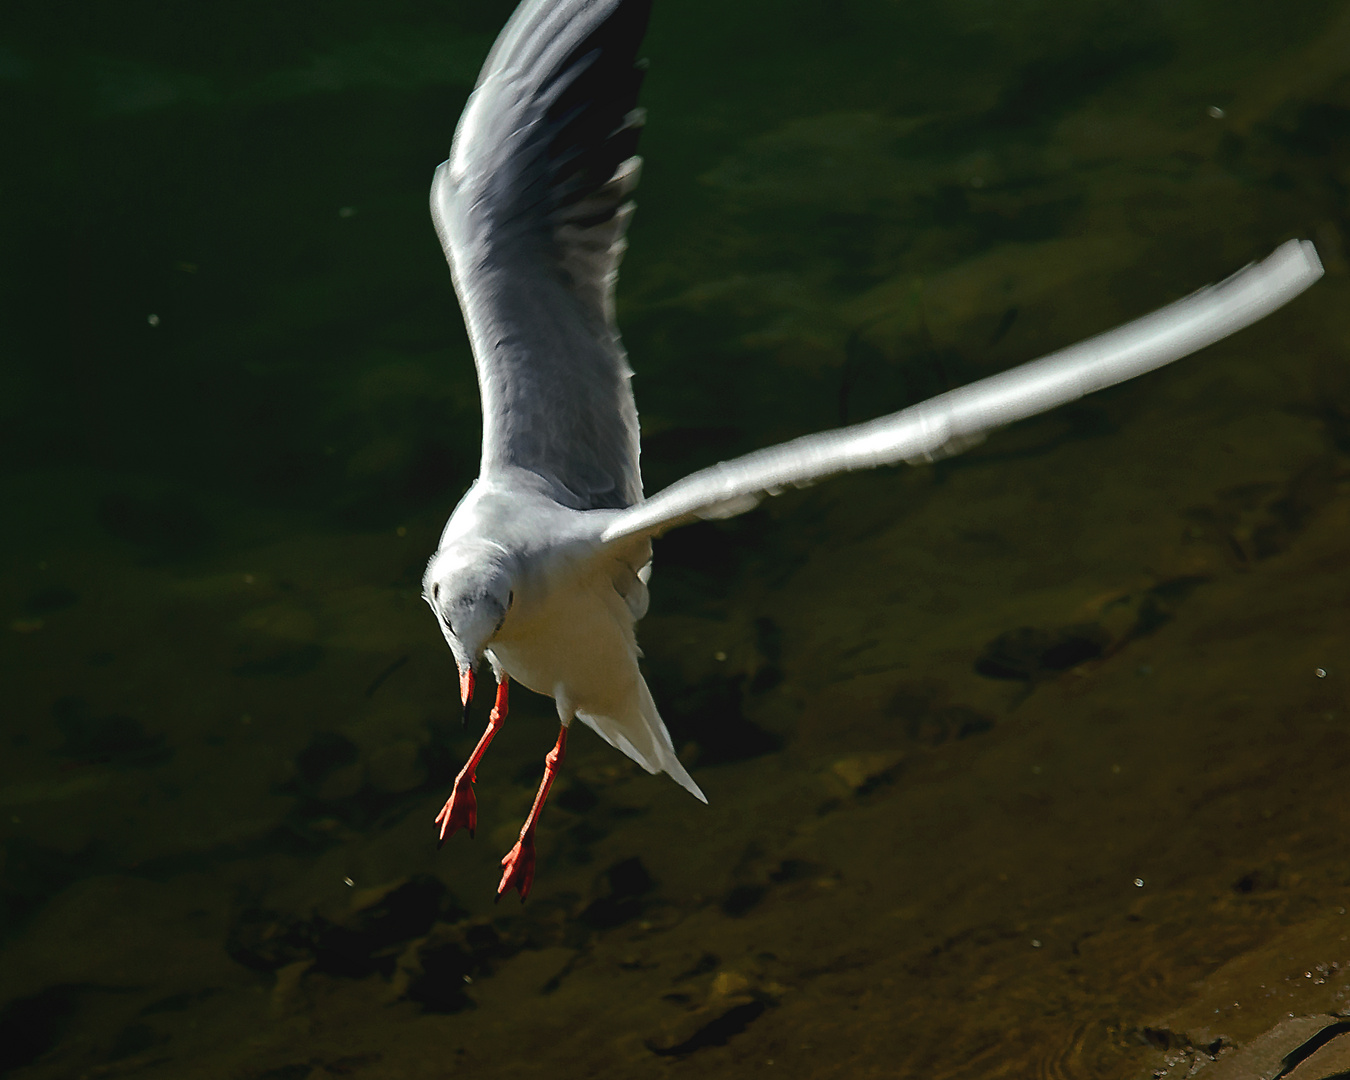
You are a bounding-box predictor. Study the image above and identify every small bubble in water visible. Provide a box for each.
[147,313,160,326]
[1030,939,1042,948]
[1207,105,1226,119]
[714,651,727,662]
[1134,878,1145,888]
[343,877,354,887]
[338,206,356,218]
[1316,668,1327,678]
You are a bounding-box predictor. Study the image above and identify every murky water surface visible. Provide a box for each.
[4,1,1350,1076]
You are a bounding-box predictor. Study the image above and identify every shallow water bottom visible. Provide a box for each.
[5,361,1350,1079]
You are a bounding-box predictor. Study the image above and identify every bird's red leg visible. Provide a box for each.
[498,724,568,902]
[434,677,509,845]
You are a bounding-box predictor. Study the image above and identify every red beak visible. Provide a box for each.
[459,667,476,724]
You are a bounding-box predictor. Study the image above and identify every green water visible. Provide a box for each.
[3,1,1350,1076]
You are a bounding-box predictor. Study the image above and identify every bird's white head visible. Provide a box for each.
[423,541,514,711]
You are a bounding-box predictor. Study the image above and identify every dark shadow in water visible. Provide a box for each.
[231,644,325,679]
[0,839,100,941]
[0,985,81,1074]
[577,856,655,931]
[975,624,1113,682]
[96,493,212,561]
[406,919,511,1013]
[646,999,771,1057]
[226,875,466,979]
[21,587,78,616]
[51,696,172,768]
[982,38,1174,131]
[647,668,783,767]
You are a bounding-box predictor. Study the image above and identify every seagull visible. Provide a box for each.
[424,0,1323,900]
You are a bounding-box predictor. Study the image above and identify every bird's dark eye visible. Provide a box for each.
[432,583,440,601]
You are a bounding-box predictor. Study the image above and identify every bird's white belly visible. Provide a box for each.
[488,572,638,723]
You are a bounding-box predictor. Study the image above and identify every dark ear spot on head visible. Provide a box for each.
[432,583,440,601]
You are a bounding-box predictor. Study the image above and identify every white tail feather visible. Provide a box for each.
[575,676,707,803]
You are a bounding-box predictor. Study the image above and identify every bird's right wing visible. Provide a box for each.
[601,239,1323,545]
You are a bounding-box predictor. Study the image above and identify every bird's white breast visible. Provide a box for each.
[489,558,641,723]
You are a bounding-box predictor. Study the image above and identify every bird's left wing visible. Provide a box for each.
[432,0,653,510]
[601,239,1323,545]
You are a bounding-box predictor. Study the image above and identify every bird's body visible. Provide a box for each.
[422,0,1323,899]
[432,473,700,800]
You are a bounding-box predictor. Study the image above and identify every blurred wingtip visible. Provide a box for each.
[1267,238,1324,284]
[1297,238,1325,278]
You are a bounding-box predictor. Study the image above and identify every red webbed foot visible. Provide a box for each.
[495,725,566,900]
[497,829,537,902]
[434,778,477,845]
[434,677,510,847]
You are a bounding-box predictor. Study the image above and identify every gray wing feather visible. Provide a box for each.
[602,239,1323,544]
[432,0,652,510]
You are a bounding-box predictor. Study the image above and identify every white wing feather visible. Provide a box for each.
[602,239,1323,545]
[432,0,652,511]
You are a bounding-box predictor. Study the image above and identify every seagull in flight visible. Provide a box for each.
[424,0,1323,900]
